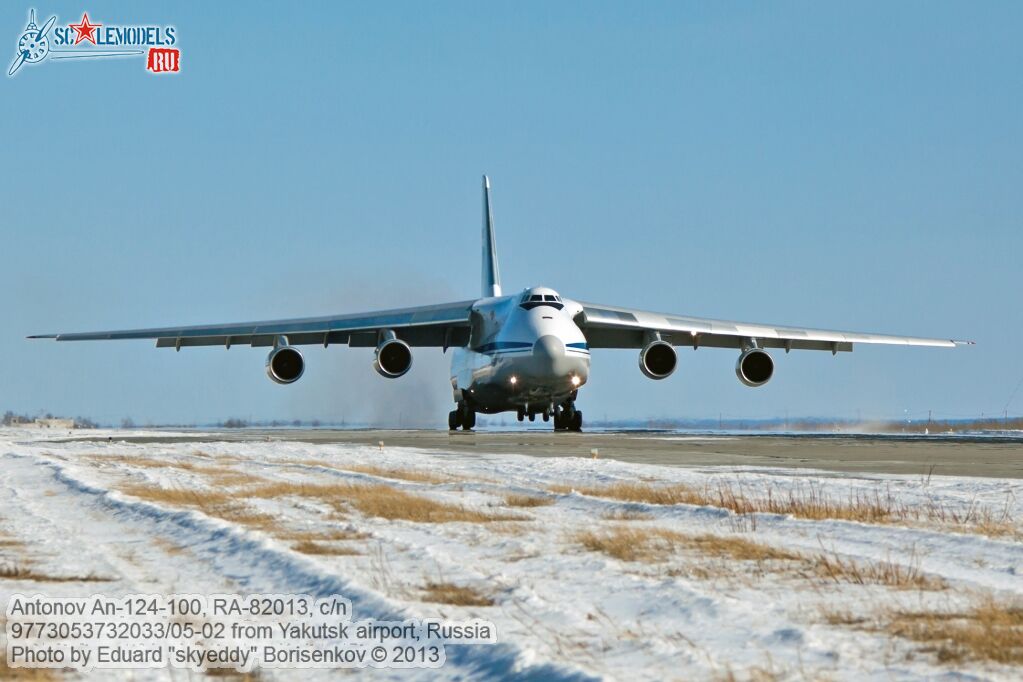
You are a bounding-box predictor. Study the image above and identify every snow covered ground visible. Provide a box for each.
[1,427,1021,681]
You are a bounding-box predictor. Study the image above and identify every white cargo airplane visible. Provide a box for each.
[31,176,971,431]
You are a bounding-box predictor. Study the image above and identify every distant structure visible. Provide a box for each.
[27,418,75,429]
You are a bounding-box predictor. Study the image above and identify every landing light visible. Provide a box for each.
[510,376,518,385]
[570,375,581,386]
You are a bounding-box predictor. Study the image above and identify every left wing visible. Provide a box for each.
[576,301,972,352]
[28,300,476,350]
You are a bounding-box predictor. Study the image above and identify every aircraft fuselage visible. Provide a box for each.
[450,286,589,414]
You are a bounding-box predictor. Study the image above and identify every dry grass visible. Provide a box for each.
[420,581,495,606]
[809,551,946,590]
[575,526,797,563]
[552,480,1020,537]
[601,509,653,521]
[683,534,800,562]
[551,482,705,506]
[202,470,267,488]
[276,528,369,542]
[243,481,523,523]
[291,540,361,556]
[714,667,786,682]
[345,485,522,523]
[343,465,451,484]
[820,608,868,627]
[119,484,275,529]
[574,526,679,562]
[884,597,1023,664]
[152,537,187,556]
[0,563,112,583]
[295,460,453,484]
[504,494,554,508]
[86,454,264,487]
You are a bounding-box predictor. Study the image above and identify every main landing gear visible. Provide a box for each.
[553,402,583,432]
[516,401,582,431]
[448,401,476,431]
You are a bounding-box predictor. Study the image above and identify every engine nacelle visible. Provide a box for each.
[374,337,413,378]
[639,340,677,380]
[266,346,305,384]
[736,348,774,387]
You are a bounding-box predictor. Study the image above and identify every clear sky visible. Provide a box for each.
[3,1,1021,426]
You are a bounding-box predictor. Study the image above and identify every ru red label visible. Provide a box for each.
[147,48,179,73]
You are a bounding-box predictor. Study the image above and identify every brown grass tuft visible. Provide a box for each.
[684,534,799,562]
[551,482,705,506]
[504,494,554,508]
[119,484,274,529]
[885,597,1023,664]
[552,480,1020,537]
[575,526,796,563]
[344,485,521,523]
[291,540,361,556]
[600,509,653,521]
[809,552,946,590]
[276,528,369,542]
[420,582,495,606]
[244,482,522,523]
[86,455,263,487]
[343,465,451,484]
[0,563,112,583]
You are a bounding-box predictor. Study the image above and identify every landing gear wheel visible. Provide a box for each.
[448,410,460,431]
[570,410,583,432]
[542,409,550,422]
[458,402,476,430]
[528,412,535,422]
[517,408,525,422]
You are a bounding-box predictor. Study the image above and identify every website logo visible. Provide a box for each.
[9,8,179,77]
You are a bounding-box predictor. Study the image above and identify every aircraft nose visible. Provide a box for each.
[532,335,566,372]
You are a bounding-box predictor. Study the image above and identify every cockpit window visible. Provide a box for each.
[519,292,565,311]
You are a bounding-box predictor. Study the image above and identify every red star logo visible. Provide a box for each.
[68,12,101,45]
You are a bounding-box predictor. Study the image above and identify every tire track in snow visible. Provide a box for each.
[12,453,598,682]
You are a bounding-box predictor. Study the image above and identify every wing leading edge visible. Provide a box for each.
[577,302,972,352]
[29,300,476,350]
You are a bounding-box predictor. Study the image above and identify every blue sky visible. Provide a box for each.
[2,1,1020,426]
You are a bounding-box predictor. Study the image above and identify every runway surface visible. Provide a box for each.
[71,429,1023,478]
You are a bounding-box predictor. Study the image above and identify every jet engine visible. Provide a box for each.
[374,337,413,378]
[736,348,774,387]
[266,346,305,384]
[639,340,677,380]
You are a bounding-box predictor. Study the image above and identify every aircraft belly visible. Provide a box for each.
[455,349,589,412]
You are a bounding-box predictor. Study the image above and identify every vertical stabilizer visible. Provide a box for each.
[481,175,502,297]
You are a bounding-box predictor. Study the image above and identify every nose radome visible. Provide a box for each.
[533,335,565,370]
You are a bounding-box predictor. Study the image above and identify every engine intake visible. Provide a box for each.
[639,340,677,380]
[374,337,413,378]
[736,348,773,387]
[266,346,305,384]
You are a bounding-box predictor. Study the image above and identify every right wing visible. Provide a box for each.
[576,301,971,352]
[28,300,476,350]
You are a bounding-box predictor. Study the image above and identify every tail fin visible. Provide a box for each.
[481,174,502,297]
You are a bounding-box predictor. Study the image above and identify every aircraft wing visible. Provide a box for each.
[28,300,476,350]
[576,302,972,352]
